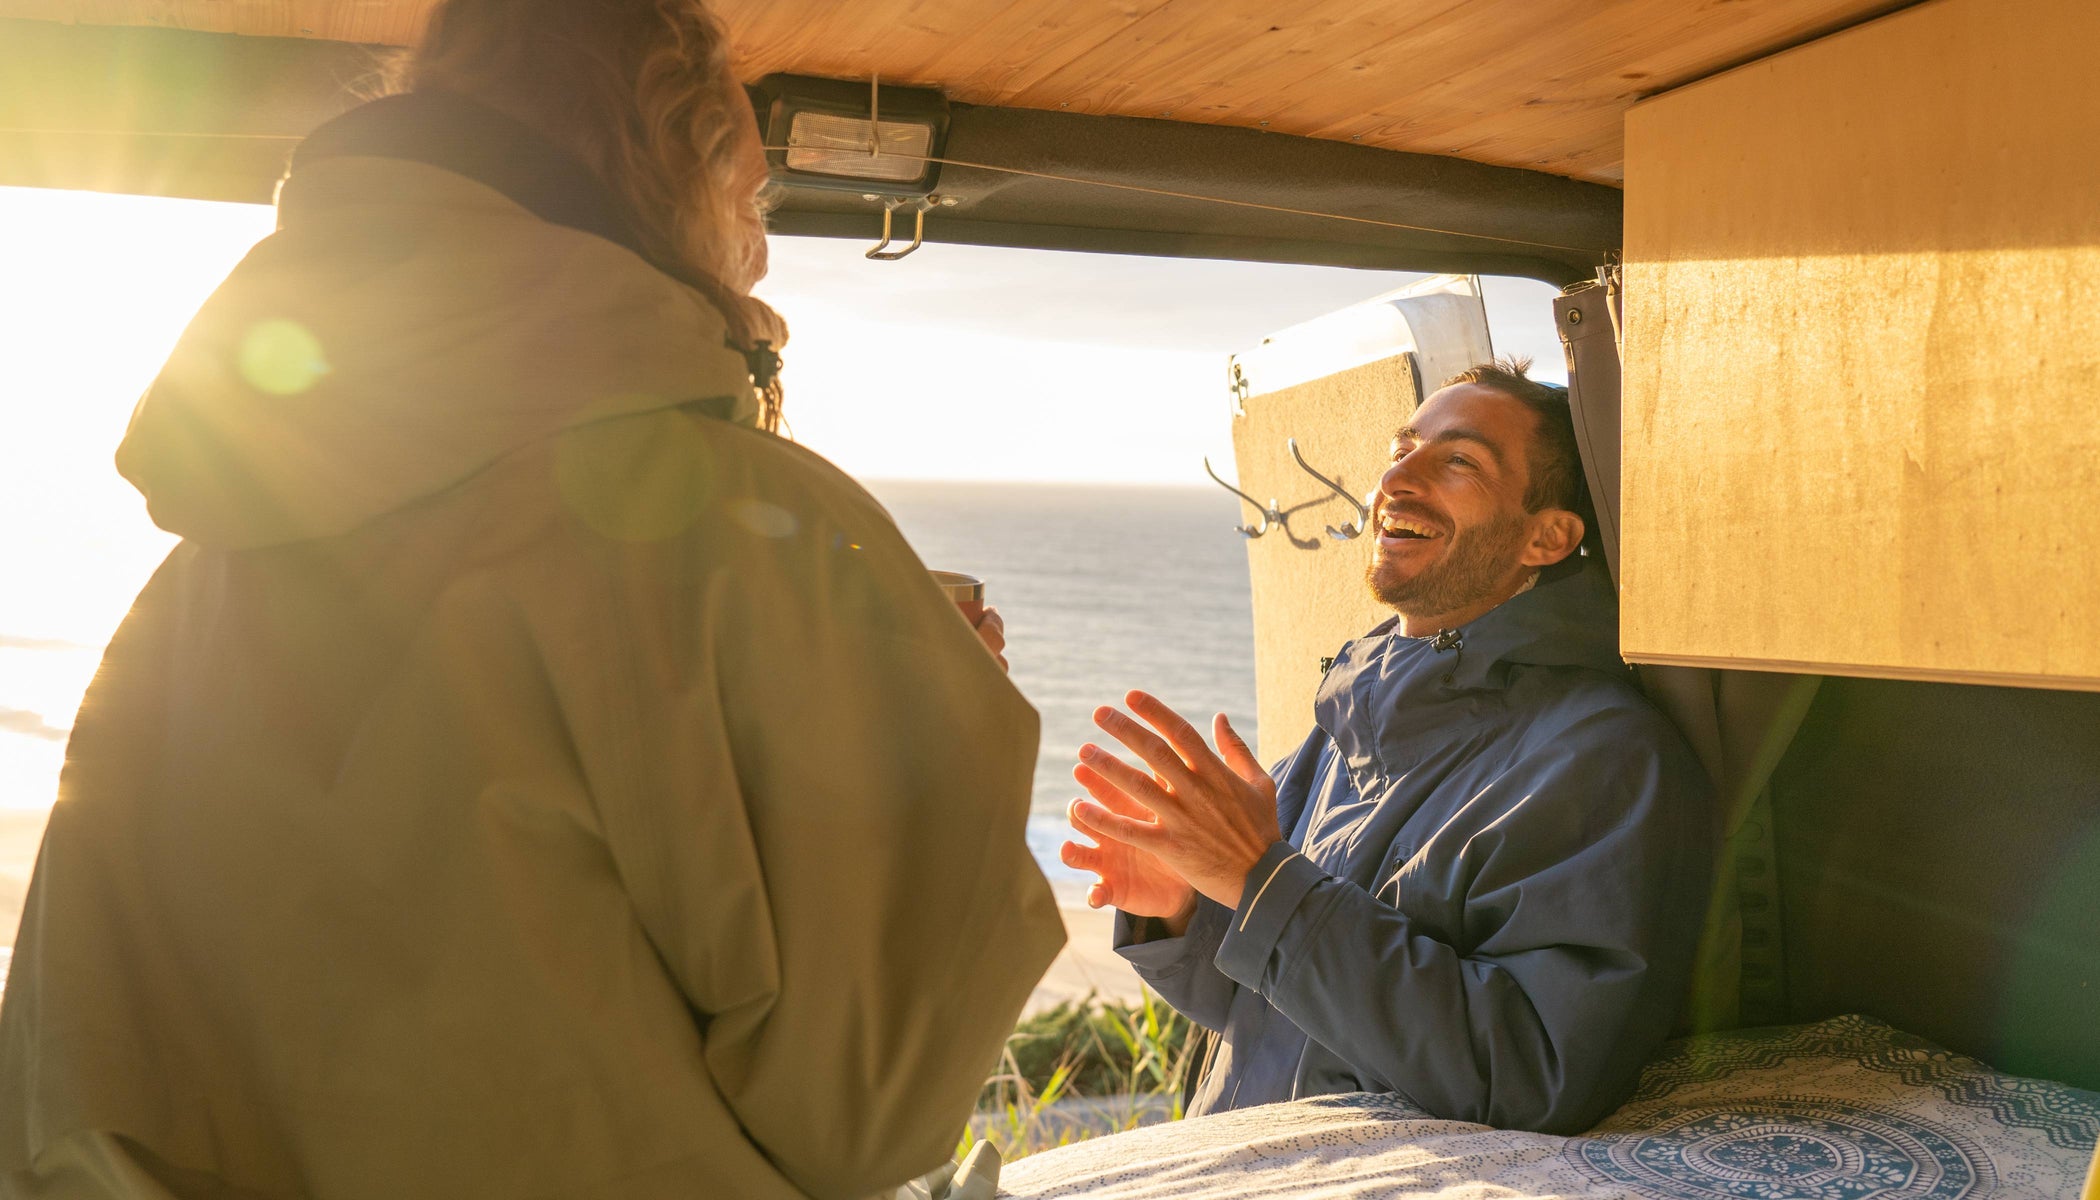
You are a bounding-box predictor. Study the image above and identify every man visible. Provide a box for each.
[1062,360,1712,1134]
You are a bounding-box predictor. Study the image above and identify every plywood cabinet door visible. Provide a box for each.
[1621,0,2100,692]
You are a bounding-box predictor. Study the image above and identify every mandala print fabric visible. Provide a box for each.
[999,1016,2100,1199]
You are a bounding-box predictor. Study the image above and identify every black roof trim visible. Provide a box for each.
[0,20,1620,282]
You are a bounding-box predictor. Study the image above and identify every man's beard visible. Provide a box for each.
[1365,509,1530,620]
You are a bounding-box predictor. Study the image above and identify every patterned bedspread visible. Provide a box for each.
[999,1016,2100,1199]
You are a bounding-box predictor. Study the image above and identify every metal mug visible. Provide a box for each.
[930,570,986,626]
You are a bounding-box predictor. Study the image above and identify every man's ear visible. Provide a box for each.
[1520,509,1586,568]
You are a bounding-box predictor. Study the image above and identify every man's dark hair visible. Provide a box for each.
[1441,358,1591,521]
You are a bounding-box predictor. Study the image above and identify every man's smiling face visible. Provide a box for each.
[1367,381,1580,628]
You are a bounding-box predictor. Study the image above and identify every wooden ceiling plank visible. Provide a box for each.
[722,0,1174,107]
[969,0,1751,175]
[1255,0,1901,176]
[1260,4,1707,174]
[733,0,1056,93]
[1068,0,1631,172]
[923,5,1173,108]
[921,0,1187,108]
[1151,0,1476,129]
[1157,0,1517,154]
[997,0,1363,115]
[722,1,934,79]
[1014,0,1453,123]
[0,0,1926,184]
[987,0,1241,110]
[1232,3,1576,125]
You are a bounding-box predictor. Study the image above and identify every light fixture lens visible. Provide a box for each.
[784,112,936,183]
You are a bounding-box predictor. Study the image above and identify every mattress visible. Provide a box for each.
[998,1015,2100,1199]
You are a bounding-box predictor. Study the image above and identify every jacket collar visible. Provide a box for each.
[1430,553,1624,690]
[1315,553,1624,766]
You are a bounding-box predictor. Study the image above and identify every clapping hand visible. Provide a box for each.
[1060,789,1194,920]
[1061,691,1281,922]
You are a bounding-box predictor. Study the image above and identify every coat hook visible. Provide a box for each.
[867,196,935,261]
[1286,437,1370,540]
[1203,457,1279,539]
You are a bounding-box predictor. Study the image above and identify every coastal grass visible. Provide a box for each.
[961,989,1202,1162]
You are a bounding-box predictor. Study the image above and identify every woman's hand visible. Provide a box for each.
[971,606,1008,672]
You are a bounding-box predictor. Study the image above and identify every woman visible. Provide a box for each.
[0,2,1063,1196]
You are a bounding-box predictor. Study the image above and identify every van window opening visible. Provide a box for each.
[0,182,1564,960]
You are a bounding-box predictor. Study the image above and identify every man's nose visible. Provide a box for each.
[1379,453,1424,500]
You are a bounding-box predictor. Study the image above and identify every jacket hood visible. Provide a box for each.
[1444,552,1623,685]
[1352,552,1623,686]
[117,93,763,549]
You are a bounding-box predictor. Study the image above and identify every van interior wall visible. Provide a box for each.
[1770,676,2100,1090]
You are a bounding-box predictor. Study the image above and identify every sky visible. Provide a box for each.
[751,238,1565,483]
[0,183,1566,810]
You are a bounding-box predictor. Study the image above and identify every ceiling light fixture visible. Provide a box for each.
[748,74,950,198]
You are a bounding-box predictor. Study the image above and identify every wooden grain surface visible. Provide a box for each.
[1232,354,1419,760]
[1620,0,2100,691]
[0,0,1912,183]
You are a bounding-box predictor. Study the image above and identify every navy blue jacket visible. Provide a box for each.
[1115,557,1712,1134]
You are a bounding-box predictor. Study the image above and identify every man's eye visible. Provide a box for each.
[1449,453,1471,468]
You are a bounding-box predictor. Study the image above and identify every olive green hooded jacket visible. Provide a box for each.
[0,142,1062,1198]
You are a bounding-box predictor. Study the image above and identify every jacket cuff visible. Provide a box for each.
[1113,898,1226,976]
[1214,842,1329,991]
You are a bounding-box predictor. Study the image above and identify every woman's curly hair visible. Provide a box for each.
[398,0,789,428]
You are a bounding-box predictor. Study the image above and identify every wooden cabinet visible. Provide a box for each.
[1620,0,2100,692]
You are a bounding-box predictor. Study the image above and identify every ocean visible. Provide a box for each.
[868,481,1259,890]
[0,482,1259,914]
